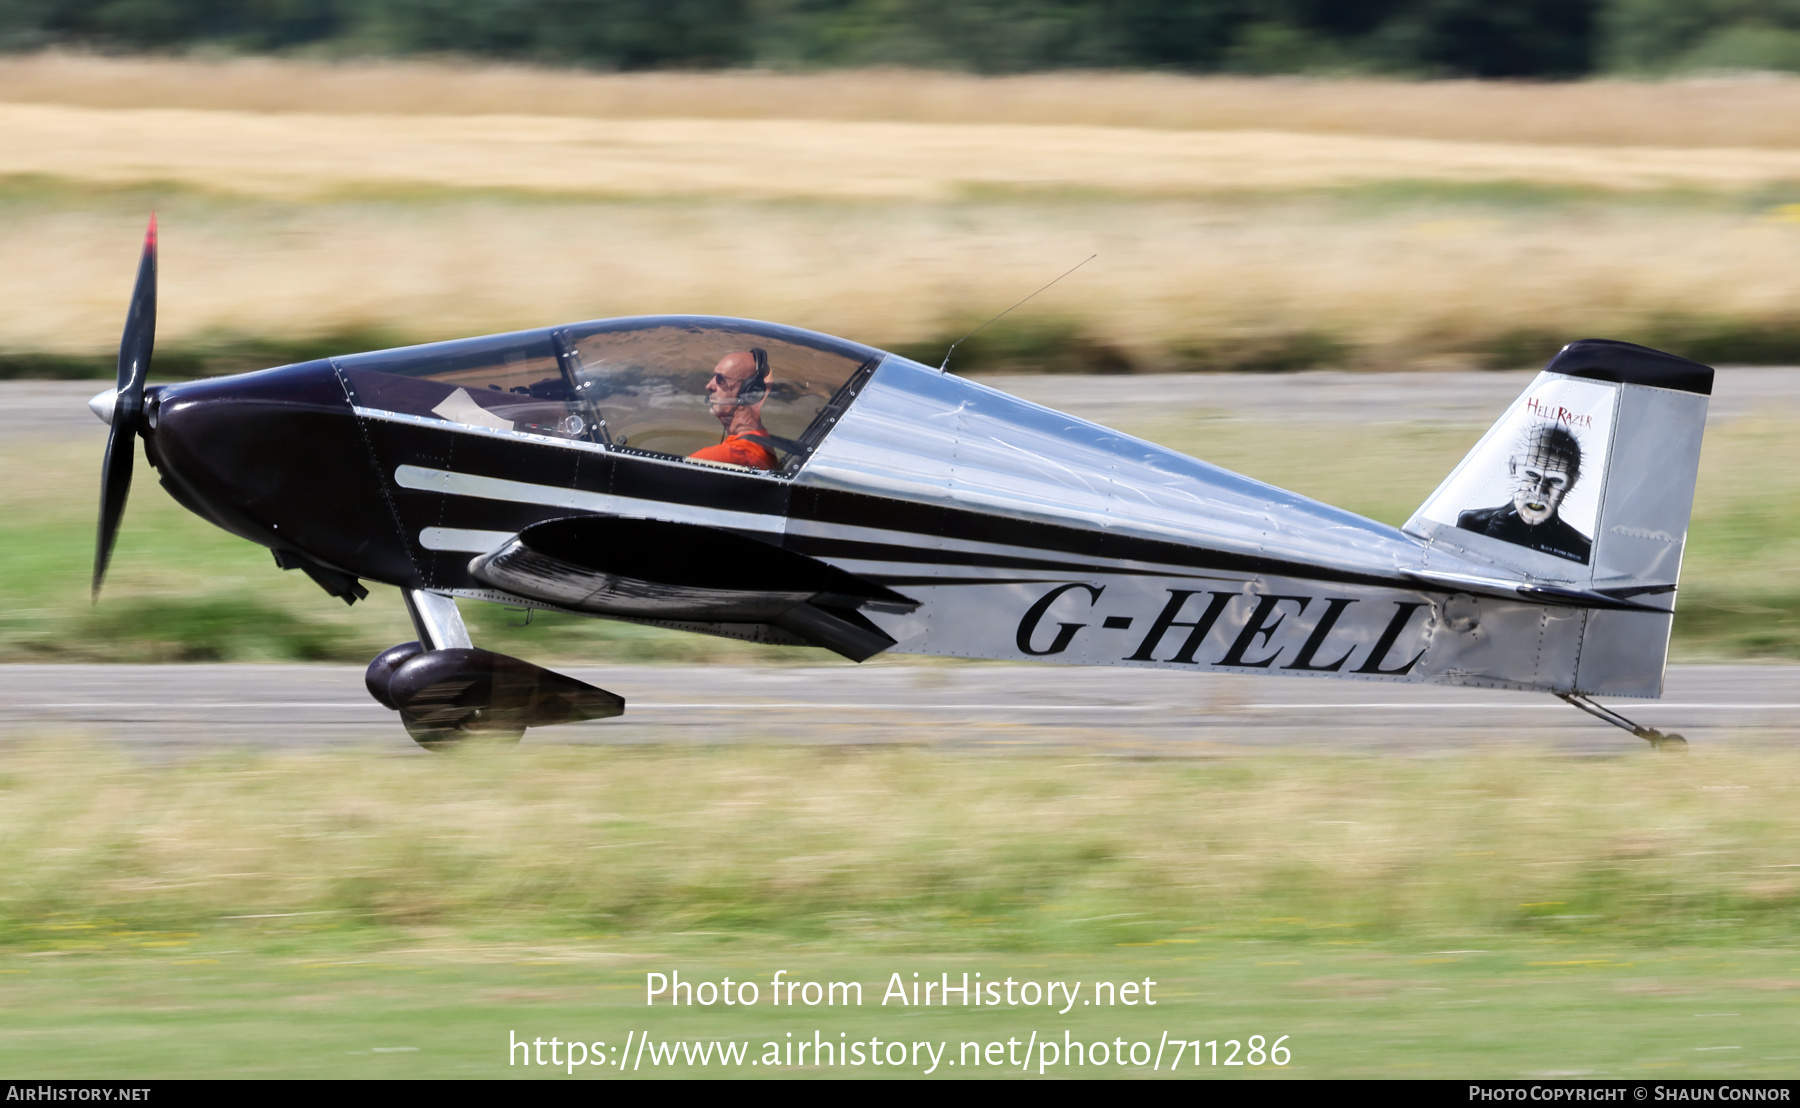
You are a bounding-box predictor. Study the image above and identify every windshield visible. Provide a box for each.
[336,330,588,441]
[334,317,880,475]
[558,317,877,474]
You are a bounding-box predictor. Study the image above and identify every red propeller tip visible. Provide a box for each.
[144,213,157,251]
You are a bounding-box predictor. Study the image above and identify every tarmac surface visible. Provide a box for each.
[2,662,1794,757]
[7,371,1797,758]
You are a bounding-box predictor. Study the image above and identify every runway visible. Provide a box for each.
[3,662,1794,756]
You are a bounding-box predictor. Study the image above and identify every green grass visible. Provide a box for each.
[3,941,1797,1078]
[6,172,1794,220]
[2,743,1799,1077]
[5,743,1800,949]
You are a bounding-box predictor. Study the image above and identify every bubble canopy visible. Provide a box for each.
[334,316,884,475]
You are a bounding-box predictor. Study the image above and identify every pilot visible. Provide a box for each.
[688,348,779,471]
[1456,422,1592,564]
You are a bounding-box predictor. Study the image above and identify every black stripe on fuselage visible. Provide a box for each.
[787,534,1239,582]
[361,414,1423,596]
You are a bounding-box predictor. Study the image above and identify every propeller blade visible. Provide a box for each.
[93,215,157,601]
[113,213,157,432]
[92,421,134,600]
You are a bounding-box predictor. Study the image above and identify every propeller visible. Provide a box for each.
[93,215,157,601]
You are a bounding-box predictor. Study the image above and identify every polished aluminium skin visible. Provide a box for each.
[89,221,1712,747]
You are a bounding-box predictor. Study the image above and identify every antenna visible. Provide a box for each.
[939,254,1096,374]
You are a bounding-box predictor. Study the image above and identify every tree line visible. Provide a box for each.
[3,0,1799,78]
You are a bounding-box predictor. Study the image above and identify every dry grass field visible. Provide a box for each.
[16,192,1800,369]
[14,102,1800,200]
[11,53,1800,149]
[5,57,1800,370]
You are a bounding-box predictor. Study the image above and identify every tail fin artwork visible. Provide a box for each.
[1405,339,1713,698]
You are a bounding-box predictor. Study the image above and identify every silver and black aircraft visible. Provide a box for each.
[91,221,1712,748]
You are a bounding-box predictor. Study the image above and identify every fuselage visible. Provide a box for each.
[134,315,1656,697]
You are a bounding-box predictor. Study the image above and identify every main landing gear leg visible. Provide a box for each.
[1558,693,1686,749]
[392,589,516,747]
[403,588,471,650]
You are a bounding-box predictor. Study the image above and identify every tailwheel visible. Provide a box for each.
[1558,693,1686,750]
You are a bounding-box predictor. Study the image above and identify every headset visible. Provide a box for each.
[737,347,770,406]
[707,347,780,460]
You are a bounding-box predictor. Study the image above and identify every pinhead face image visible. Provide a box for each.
[1510,423,1582,527]
[1422,376,1613,569]
[1446,419,1591,563]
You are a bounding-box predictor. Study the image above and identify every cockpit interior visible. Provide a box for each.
[335,316,881,476]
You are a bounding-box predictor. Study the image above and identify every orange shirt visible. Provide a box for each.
[688,434,778,471]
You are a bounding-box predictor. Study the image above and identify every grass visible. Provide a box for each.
[2,743,1800,1077]
[11,183,1800,373]
[10,63,1800,372]
[8,742,1800,947]
[3,942,1798,1077]
[10,53,1800,149]
[18,101,1800,206]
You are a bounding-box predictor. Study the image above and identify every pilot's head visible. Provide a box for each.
[1508,423,1582,527]
[704,348,769,427]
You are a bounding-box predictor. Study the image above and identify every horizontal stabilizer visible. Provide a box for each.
[469,514,917,660]
[1400,568,1674,613]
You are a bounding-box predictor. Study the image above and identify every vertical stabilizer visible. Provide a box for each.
[1405,340,1713,696]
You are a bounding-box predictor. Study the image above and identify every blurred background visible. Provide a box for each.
[4,7,1800,1077]
[1,0,1794,78]
[8,0,1800,373]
